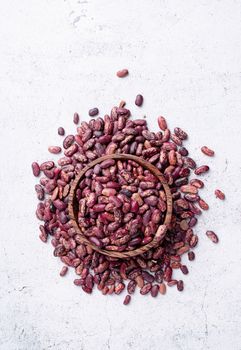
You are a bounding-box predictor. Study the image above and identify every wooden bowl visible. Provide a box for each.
[68,154,173,259]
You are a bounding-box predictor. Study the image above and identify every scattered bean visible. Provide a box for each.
[206,230,219,243]
[201,146,214,157]
[32,162,40,177]
[135,94,143,107]
[116,69,129,78]
[58,127,65,136]
[215,189,225,200]
[89,108,99,117]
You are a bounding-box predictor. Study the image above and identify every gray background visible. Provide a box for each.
[0,1,241,349]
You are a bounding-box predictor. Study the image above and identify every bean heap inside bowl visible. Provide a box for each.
[76,158,167,251]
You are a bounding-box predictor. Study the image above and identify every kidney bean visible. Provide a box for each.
[184,157,196,170]
[189,235,198,248]
[180,265,189,275]
[73,113,79,124]
[58,127,65,136]
[86,151,97,160]
[102,188,116,197]
[44,180,56,195]
[174,177,188,187]
[201,146,214,156]
[189,217,197,227]
[123,295,131,305]
[162,128,170,142]
[40,161,55,171]
[89,108,99,117]
[151,285,159,297]
[85,274,94,289]
[115,282,125,295]
[117,108,130,117]
[128,237,141,247]
[39,225,48,243]
[140,283,152,295]
[85,193,97,208]
[215,189,225,200]
[127,280,137,294]
[144,196,158,206]
[135,94,143,106]
[198,199,209,210]
[32,162,41,177]
[35,184,44,200]
[64,144,78,157]
[177,280,184,291]
[190,179,204,189]
[116,69,128,78]
[148,153,159,164]
[171,134,182,146]
[142,236,152,245]
[63,135,75,149]
[162,142,177,151]
[140,189,158,198]
[180,185,198,194]
[82,129,93,143]
[188,251,195,261]
[48,146,61,154]
[134,275,144,288]
[179,147,188,156]
[174,127,188,140]
[159,283,166,295]
[206,230,219,243]
[189,202,202,215]
[60,266,68,277]
[73,278,83,286]
[167,280,178,287]
[158,116,167,131]
[54,245,66,257]
[105,142,117,154]
[52,199,67,211]
[185,194,200,202]
[194,165,209,175]
[179,168,190,177]
[142,271,154,283]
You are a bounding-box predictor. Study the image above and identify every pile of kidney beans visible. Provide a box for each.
[32,86,224,304]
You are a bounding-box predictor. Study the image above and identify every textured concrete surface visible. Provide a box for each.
[0,1,241,349]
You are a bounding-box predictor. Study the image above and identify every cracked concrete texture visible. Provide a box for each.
[0,0,241,349]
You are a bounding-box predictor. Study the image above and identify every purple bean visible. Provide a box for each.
[32,162,40,177]
[135,94,143,107]
[89,108,99,117]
